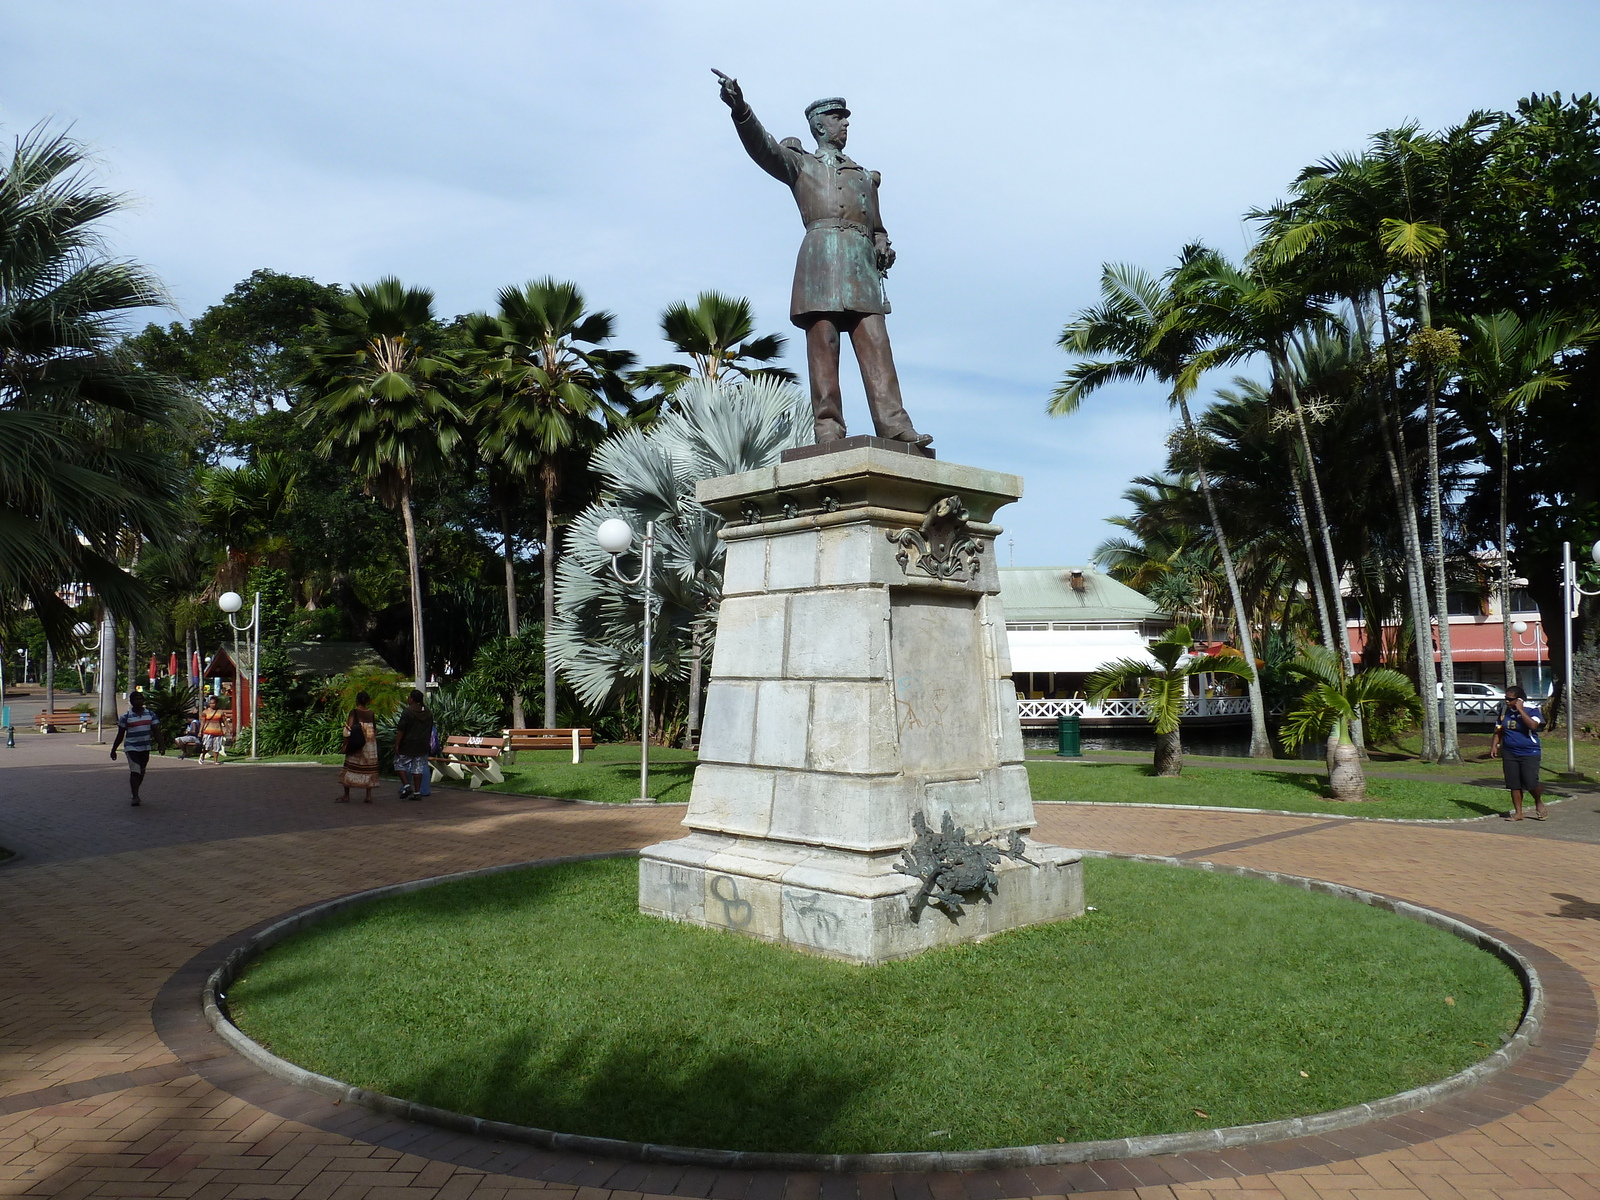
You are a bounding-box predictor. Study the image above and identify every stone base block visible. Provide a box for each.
[638,832,1084,965]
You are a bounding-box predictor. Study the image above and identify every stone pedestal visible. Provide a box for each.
[638,447,1084,964]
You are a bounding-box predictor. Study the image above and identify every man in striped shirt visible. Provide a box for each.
[111,691,160,806]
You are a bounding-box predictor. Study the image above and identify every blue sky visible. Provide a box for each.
[6,1,1597,564]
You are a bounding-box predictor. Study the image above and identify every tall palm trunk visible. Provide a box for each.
[1276,358,1357,672]
[1176,395,1272,757]
[97,606,117,727]
[542,476,558,730]
[499,500,525,729]
[1274,355,1362,752]
[1414,270,1461,762]
[1284,437,1336,651]
[1376,293,1442,760]
[125,620,136,705]
[1497,417,1517,689]
[399,482,426,687]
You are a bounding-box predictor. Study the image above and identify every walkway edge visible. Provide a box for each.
[1036,799,1522,824]
[197,851,1548,1175]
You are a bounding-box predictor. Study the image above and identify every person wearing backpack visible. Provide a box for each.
[393,689,435,801]
[337,691,379,803]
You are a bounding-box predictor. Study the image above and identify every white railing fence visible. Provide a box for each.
[1015,695,1502,722]
[1016,696,1252,721]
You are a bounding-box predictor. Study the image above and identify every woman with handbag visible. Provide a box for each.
[337,691,380,803]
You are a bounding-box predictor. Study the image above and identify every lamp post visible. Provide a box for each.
[596,517,657,803]
[218,590,261,761]
[73,620,109,744]
[1560,540,1600,777]
[1511,619,1545,697]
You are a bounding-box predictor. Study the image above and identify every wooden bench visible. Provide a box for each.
[430,734,505,788]
[502,728,595,764]
[34,711,91,732]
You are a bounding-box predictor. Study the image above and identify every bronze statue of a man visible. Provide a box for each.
[716,71,932,449]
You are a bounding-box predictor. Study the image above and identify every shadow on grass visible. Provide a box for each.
[394,1024,870,1154]
[1267,771,1330,797]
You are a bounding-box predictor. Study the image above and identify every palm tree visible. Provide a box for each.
[1253,148,1453,759]
[551,377,808,742]
[1091,474,1227,633]
[631,291,797,399]
[1175,250,1363,685]
[1453,310,1597,688]
[0,124,188,646]
[299,278,465,686]
[1086,624,1255,777]
[1279,646,1422,800]
[1368,121,1495,753]
[1210,372,1338,652]
[466,278,634,728]
[1052,258,1273,758]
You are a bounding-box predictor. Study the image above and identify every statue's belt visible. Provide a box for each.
[805,218,872,235]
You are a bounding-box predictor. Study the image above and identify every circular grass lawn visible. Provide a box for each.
[226,857,1522,1155]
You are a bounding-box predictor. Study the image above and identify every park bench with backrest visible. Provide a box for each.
[430,734,505,788]
[502,727,595,763]
[34,711,91,732]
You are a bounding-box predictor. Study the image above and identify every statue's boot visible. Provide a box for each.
[888,429,934,449]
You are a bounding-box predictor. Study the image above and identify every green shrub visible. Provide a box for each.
[316,667,407,722]
[143,678,198,755]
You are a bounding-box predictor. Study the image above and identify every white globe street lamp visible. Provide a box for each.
[596,518,634,556]
[217,589,261,760]
[1511,620,1544,697]
[1559,540,1600,776]
[595,517,658,803]
[73,620,109,743]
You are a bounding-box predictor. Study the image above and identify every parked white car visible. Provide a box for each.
[1435,681,1502,702]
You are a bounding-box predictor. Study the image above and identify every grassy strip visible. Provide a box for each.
[483,743,697,804]
[228,857,1521,1155]
[1027,762,1504,819]
[255,742,1539,817]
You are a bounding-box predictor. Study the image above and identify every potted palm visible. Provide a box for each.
[1279,647,1422,799]
[1086,624,1255,777]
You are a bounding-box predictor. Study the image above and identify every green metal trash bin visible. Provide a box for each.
[1057,714,1081,757]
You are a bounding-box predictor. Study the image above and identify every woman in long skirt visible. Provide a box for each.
[338,691,380,803]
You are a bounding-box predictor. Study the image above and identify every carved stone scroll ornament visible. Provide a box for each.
[885,495,983,581]
[894,811,1035,921]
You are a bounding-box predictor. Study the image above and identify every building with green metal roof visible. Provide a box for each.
[998,566,1172,700]
[998,566,1170,627]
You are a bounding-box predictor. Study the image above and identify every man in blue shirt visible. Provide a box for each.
[1490,685,1544,820]
[111,691,160,806]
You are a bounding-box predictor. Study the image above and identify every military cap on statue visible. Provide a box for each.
[804,96,850,120]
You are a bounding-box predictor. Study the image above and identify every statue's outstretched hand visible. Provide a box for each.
[712,68,745,113]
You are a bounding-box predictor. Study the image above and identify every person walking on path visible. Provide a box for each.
[110,690,159,806]
[1491,684,1546,820]
[337,692,379,804]
[199,695,230,764]
[393,689,435,801]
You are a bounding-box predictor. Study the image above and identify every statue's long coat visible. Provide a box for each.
[733,109,891,327]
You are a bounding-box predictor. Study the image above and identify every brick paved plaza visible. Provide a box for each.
[5,732,1600,1200]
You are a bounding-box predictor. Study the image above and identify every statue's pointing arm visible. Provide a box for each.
[714,70,800,186]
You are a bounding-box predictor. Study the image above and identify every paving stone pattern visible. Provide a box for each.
[6,734,1600,1200]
